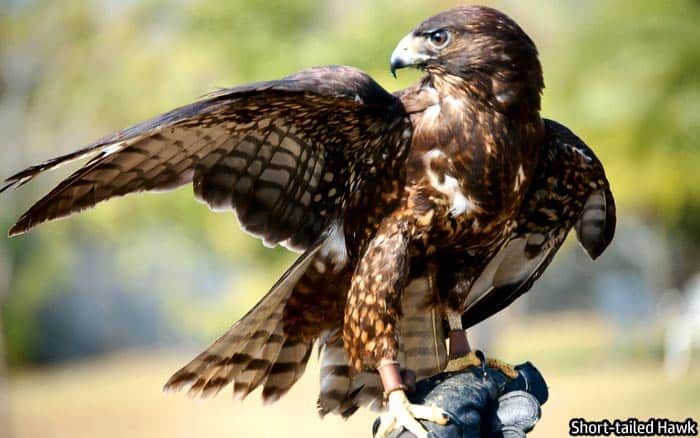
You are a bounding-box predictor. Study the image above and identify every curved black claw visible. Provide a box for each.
[475,350,488,378]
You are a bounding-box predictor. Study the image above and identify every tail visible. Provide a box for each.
[316,277,447,417]
[317,329,383,417]
[164,239,323,400]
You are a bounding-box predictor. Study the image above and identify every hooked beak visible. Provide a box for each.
[390,32,430,78]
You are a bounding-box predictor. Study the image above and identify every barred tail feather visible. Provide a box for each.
[164,239,324,399]
[317,329,354,416]
[230,317,286,399]
[399,277,447,379]
[262,338,314,403]
[317,329,383,418]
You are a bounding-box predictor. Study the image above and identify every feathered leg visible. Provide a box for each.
[344,218,447,438]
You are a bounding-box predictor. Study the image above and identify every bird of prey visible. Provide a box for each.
[2,6,615,438]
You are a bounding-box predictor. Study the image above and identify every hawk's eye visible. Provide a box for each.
[428,30,450,48]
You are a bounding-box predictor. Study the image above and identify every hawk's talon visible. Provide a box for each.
[476,350,488,378]
[374,389,448,438]
[444,350,482,373]
[486,357,519,379]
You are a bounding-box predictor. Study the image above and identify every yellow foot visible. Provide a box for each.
[444,351,519,379]
[486,357,519,379]
[444,351,482,373]
[374,389,448,438]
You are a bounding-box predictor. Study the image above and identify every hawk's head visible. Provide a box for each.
[390,6,544,112]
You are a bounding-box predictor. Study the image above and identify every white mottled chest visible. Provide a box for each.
[414,87,482,218]
[423,149,477,217]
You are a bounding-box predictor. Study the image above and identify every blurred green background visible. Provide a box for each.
[0,0,698,437]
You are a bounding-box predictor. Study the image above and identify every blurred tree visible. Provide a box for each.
[0,246,11,435]
[540,0,700,279]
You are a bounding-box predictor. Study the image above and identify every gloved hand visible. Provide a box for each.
[372,358,548,438]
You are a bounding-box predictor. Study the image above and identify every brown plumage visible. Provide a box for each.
[457,119,616,331]
[2,5,614,425]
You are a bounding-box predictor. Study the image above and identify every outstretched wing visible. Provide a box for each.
[3,65,409,249]
[460,119,616,328]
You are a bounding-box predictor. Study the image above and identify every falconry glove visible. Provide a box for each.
[373,360,548,438]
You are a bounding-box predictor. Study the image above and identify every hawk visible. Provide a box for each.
[2,6,615,437]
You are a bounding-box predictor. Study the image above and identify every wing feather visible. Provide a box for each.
[163,235,324,397]
[4,65,409,250]
[461,119,615,328]
[461,233,565,329]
